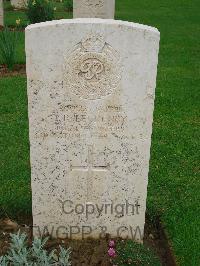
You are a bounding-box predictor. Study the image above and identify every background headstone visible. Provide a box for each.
[26,19,160,241]
[0,0,3,26]
[11,0,26,9]
[73,0,115,19]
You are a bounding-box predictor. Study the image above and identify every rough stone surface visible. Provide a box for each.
[0,0,3,26]
[11,0,26,9]
[73,0,115,19]
[26,19,160,241]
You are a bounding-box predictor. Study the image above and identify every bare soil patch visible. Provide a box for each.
[0,216,176,265]
[0,64,26,77]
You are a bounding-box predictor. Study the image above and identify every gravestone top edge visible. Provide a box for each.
[25,18,160,36]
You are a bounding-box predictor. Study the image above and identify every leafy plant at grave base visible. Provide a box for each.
[0,27,19,71]
[0,231,71,266]
[26,0,55,24]
[111,240,161,266]
[63,0,73,12]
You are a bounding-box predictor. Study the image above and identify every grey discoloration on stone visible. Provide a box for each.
[0,0,3,26]
[73,0,115,19]
[26,19,160,241]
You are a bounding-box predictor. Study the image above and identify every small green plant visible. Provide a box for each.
[0,231,71,266]
[0,28,19,71]
[26,0,55,24]
[63,0,73,12]
[112,240,161,266]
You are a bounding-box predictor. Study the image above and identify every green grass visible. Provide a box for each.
[0,0,200,265]
[2,0,72,64]
[0,76,31,218]
[4,0,72,27]
[0,31,25,65]
[113,240,161,266]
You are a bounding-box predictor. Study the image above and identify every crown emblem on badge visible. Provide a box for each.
[82,34,105,52]
[64,34,121,100]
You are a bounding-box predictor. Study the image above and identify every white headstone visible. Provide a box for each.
[73,0,115,19]
[11,0,26,9]
[26,19,160,241]
[0,0,3,26]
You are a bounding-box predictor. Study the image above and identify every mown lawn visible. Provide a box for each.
[0,0,200,265]
[4,0,72,27]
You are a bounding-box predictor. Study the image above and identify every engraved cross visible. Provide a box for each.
[70,145,109,199]
[71,145,109,174]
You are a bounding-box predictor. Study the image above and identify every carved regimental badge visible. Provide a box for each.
[64,35,121,100]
